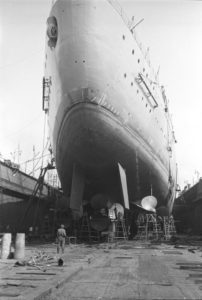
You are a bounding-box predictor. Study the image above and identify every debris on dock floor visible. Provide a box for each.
[0,237,202,299]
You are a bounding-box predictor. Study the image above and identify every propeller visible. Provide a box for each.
[132,195,157,213]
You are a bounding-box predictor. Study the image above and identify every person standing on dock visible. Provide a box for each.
[56,224,66,254]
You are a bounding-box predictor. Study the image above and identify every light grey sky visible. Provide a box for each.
[0,0,202,188]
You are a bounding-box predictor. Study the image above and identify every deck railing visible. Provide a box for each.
[107,0,153,70]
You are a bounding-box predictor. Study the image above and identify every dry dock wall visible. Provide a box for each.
[173,179,202,234]
[0,161,62,235]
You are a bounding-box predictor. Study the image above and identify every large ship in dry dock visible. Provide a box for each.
[43,0,177,219]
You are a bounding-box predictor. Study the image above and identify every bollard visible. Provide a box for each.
[14,233,25,260]
[1,233,12,259]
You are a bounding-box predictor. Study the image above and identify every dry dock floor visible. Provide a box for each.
[1,237,202,299]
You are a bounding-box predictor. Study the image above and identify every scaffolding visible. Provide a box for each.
[135,213,176,241]
[79,213,101,243]
[163,215,176,240]
[108,218,128,243]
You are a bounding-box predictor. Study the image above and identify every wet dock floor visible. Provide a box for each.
[1,238,202,299]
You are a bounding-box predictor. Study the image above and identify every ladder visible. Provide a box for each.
[136,214,147,240]
[169,216,176,235]
[108,218,128,242]
[40,215,51,239]
[19,163,55,232]
[152,215,164,240]
[51,191,60,236]
[79,212,92,242]
[163,216,176,240]
[79,214,101,243]
[136,213,163,240]
[146,214,163,240]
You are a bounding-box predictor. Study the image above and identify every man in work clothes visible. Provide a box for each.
[57,224,66,254]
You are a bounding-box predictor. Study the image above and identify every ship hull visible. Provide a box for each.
[45,0,176,213]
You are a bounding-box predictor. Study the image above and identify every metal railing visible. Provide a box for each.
[107,0,153,72]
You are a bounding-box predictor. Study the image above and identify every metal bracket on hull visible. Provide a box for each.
[135,73,158,109]
[42,76,51,113]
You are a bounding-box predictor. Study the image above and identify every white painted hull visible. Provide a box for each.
[45,0,176,212]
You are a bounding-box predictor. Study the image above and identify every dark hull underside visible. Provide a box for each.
[55,102,169,208]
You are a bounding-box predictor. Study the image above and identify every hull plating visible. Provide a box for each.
[45,0,176,211]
